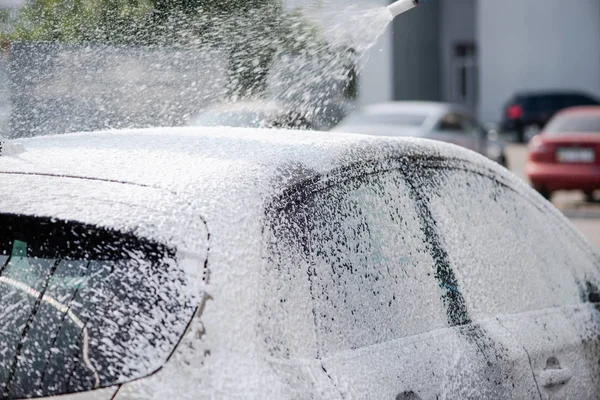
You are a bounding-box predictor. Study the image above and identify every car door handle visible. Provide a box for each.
[538,367,572,388]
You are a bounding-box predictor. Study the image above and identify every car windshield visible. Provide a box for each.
[522,95,565,112]
[0,213,196,398]
[545,114,600,134]
[341,113,427,127]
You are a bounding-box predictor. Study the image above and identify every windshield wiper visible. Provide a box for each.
[2,259,61,399]
[0,254,11,277]
[38,261,92,391]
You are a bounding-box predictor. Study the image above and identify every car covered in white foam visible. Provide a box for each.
[0,127,599,399]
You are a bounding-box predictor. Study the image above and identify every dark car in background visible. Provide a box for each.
[527,106,600,201]
[501,91,600,143]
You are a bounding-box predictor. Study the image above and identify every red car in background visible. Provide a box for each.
[527,106,600,201]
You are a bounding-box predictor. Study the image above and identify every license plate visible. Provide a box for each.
[557,147,595,163]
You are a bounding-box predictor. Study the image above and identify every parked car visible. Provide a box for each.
[500,90,600,143]
[0,127,599,399]
[527,106,600,201]
[332,101,508,167]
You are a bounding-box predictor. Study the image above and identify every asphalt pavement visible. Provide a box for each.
[504,143,600,250]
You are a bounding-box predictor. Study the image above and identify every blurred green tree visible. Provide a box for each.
[151,0,287,98]
[2,0,355,100]
[6,0,153,42]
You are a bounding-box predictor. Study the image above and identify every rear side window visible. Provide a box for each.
[0,213,196,398]
[422,169,600,318]
[262,168,448,359]
[545,114,600,134]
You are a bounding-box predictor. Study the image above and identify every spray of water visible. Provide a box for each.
[306,5,393,55]
[0,0,401,137]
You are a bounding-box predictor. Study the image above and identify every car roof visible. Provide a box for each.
[555,106,600,116]
[0,127,540,255]
[514,90,595,98]
[0,127,499,190]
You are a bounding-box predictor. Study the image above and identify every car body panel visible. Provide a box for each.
[45,388,118,400]
[320,319,539,399]
[527,162,600,192]
[498,304,600,400]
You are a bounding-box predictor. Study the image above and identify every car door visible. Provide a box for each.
[419,163,600,399]
[261,161,540,399]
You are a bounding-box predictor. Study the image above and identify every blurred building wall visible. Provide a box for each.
[478,0,600,123]
[440,0,476,111]
[391,0,441,101]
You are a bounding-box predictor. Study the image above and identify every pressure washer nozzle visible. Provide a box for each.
[388,0,419,18]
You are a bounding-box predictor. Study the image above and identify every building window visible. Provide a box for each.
[452,42,478,107]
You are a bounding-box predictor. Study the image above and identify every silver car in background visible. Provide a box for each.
[333,101,508,167]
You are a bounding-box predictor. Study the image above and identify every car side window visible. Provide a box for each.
[261,167,449,359]
[421,168,600,318]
